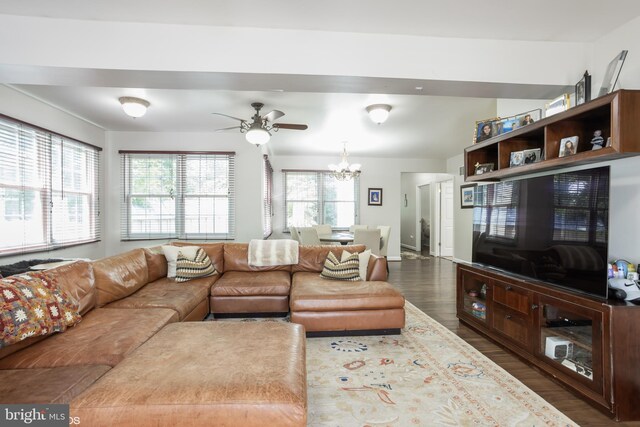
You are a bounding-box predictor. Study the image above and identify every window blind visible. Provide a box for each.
[263,155,273,238]
[0,114,101,256]
[283,170,359,230]
[474,180,519,241]
[120,151,235,241]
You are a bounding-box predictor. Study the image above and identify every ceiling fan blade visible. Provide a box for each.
[263,109,285,123]
[215,126,241,132]
[273,123,308,130]
[211,112,246,122]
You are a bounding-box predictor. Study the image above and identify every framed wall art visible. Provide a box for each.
[460,184,476,209]
[368,188,383,206]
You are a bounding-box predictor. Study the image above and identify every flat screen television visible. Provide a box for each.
[471,166,610,299]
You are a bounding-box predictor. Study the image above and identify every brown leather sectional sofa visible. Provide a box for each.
[0,242,405,425]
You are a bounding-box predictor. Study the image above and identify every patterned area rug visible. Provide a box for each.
[400,251,431,260]
[212,303,576,426]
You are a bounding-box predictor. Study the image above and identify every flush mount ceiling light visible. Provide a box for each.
[328,142,361,181]
[366,104,391,124]
[119,96,150,118]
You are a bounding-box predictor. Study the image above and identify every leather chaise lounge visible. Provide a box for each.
[0,241,405,426]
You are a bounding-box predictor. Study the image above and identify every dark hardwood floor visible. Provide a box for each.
[391,255,640,427]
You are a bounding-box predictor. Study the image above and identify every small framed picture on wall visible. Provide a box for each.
[368,188,383,206]
[460,184,476,209]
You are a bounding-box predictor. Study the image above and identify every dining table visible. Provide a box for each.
[318,232,354,246]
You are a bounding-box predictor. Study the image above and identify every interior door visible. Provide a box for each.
[440,180,454,257]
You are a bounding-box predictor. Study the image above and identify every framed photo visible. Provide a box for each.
[510,151,524,167]
[523,148,542,164]
[559,136,579,157]
[598,50,628,97]
[460,184,476,209]
[473,117,500,144]
[474,162,494,175]
[516,109,541,127]
[575,71,591,106]
[545,94,570,117]
[368,188,383,206]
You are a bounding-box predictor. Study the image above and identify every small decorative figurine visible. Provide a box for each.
[590,130,604,150]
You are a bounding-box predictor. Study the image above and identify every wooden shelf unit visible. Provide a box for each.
[464,90,640,182]
[456,263,640,421]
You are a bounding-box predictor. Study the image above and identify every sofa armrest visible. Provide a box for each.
[367,254,388,281]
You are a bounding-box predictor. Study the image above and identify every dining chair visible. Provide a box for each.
[313,224,332,235]
[298,227,321,245]
[376,226,391,256]
[349,224,368,233]
[353,229,381,255]
[289,226,300,242]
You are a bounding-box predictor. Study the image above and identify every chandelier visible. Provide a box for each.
[328,142,361,181]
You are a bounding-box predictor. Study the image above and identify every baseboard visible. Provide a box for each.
[401,244,418,251]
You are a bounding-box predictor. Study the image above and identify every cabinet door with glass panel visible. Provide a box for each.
[535,295,604,394]
[458,269,492,326]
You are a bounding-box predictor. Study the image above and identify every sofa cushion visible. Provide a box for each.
[175,248,217,282]
[0,365,110,404]
[144,247,168,282]
[105,276,216,320]
[172,242,224,273]
[212,271,290,297]
[162,245,200,278]
[0,307,178,369]
[71,322,307,427]
[93,249,149,307]
[48,261,96,315]
[342,249,371,281]
[223,243,292,272]
[1,272,81,348]
[292,245,366,273]
[290,272,405,312]
[319,252,360,282]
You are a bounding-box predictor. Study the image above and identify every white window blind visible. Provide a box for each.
[120,151,235,241]
[263,155,273,238]
[0,114,101,256]
[283,170,359,230]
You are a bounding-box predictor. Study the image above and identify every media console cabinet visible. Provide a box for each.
[456,264,640,421]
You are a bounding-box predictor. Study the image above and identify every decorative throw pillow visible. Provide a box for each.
[320,251,361,281]
[175,248,217,283]
[0,272,81,348]
[162,245,200,278]
[342,249,371,281]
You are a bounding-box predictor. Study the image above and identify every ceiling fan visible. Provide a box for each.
[212,102,308,146]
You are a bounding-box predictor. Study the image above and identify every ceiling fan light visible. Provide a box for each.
[119,96,150,118]
[245,127,270,145]
[366,104,391,124]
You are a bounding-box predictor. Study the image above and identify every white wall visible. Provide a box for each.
[104,131,264,256]
[270,155,446,260]
[0,85,106,264]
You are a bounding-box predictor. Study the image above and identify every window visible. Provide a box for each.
[0,114,101,256]
[120,151,235,240]
[284,170,359,230]
[263,155,273,238]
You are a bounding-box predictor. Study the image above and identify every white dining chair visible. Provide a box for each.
[349,224,368,233]
[313,224,332,235]
[290,226,300,242]
[298,227,321,245]
[376,226,391,257]
[353,229,381,255]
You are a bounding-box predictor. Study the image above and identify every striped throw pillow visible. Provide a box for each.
[175,248,217,283]
[320,251,361,281]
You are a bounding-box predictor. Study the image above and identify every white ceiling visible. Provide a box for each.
[2,1,639,159]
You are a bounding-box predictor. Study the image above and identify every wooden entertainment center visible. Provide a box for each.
[457,89,640,421]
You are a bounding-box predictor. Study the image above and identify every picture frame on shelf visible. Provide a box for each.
[460,184,476,209]
[575,71,591,106]
[523,148,542,164]
[367,188,383,206]
[559,136,579,157]
[509,151,524,167]
[474,162,494,175]
[545,94,570,117]
[473,118,500,144]
[598,50,628,97]
[516,109,541,127]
